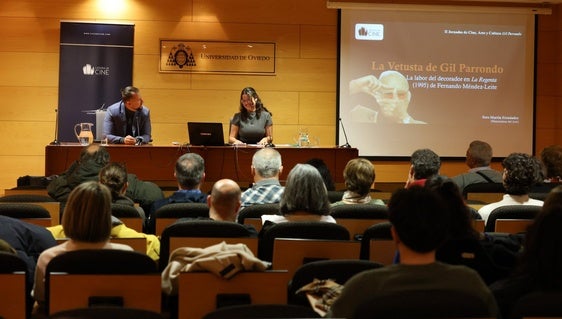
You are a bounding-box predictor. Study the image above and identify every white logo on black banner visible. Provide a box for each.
[166,43,196,69]
[82,64,110,76]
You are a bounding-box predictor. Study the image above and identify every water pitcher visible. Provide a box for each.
[74,123,94,146]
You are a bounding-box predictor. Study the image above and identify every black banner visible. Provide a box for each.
[58,21,134,142]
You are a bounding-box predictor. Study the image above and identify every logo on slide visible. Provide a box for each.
[82,64,110,76]
[355,24,384,40]
[82,64,95,75]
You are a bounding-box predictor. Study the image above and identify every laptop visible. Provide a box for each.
[187,122,225,146]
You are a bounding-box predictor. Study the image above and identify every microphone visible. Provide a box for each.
[338,118,351,148]
[50,108,60,145]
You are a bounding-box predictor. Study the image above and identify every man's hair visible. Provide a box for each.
[79,144,110,166]
[502,153,542,195]
[252,148,282,178]
[175,153,205,189]
[344,158,375,196]
[411,148,441,180]
[62,181,112,242]
[99,162,128,200]
[210,179,241,221]
[388,186,449,253]
[540,145,562,179]
[467,140,493,167]
[121,86,140,102]
[280,164,331,215]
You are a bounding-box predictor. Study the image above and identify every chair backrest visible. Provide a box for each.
[485,205,541,232]
[45,249,160,314]
[512,291,562,319]
[159,219,255,271]
[353,290,492,319]
[0,203,53,226]
[178,271,290,319]
[360,222,393,262]
[0,195,60,225]
[271,238,360,277]
[331,204,389,239]
[494,219,534,234]
[111,204,144,232]
[50,307,165,319]
[202,304,320,319]
[327,190,344,203]
[287,259,383,306]
[258,222,350,262]
[237,203,280,224]
[155,202,209,236]
[0,252,27,319]
[462,182,505,200]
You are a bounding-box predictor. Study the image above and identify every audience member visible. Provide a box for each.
[491,186,562,319]
[33,182,133,305]
[261,164,335,224]
[478,153,543,224]
[47,144,163,212]
[306,158,336,191]
[427,176,519,285]
[147,153,207,232]
[103,85,152,145]
[452,140,503,193]
[540,145,562,183]
[240,148,284,209]
[99,162,146,221]
[331,158,384,206]
[327,187,497,318]
[405,148,441,188]
[208,179,242,222]
[0,216,57,314]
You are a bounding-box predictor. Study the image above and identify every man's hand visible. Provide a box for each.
[123,135,137,145]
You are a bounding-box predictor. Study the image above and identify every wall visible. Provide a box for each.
[0,0,560,194]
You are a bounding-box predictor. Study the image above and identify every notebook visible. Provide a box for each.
[187,122,225,146]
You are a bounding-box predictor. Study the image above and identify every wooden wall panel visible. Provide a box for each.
[0,0,560,194]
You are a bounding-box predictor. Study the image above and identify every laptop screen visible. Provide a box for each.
[187,122,225,146]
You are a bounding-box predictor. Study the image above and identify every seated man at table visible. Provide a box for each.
[147,153,207,233]
[103,86,152,145]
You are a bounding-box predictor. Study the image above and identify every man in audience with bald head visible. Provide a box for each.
[207,179,258,236]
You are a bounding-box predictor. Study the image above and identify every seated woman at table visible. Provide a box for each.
[229,87,273,145]
[261,164,335,224]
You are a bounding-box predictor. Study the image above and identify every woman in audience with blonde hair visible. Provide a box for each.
[261,164,335,224]
[331,158,384,206]
[33,181,132,306]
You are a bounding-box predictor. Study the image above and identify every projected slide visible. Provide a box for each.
[338,9,535,157]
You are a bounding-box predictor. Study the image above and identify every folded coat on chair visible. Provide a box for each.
[161,241,270,295]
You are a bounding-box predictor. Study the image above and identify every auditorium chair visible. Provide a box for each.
[50,307,165,319]
[258,222,350,262]
[271,238,361,277]
[330,204,389,239]
[511,291,562,319]
[202,304,320,319]
[111,203,144,232]
[0,252,28,319]
[484,205,541,233]
[178,271,290,319]
[159,219,257,271]
[0,203,52,227]
[359,222,396,265]
[154,202,209,236]
[45,249,160,315]
[0,194,60,225]
[287,259,383,306]
[237,203,280,233]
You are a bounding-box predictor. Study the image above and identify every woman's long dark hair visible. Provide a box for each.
[239,87,272,121]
